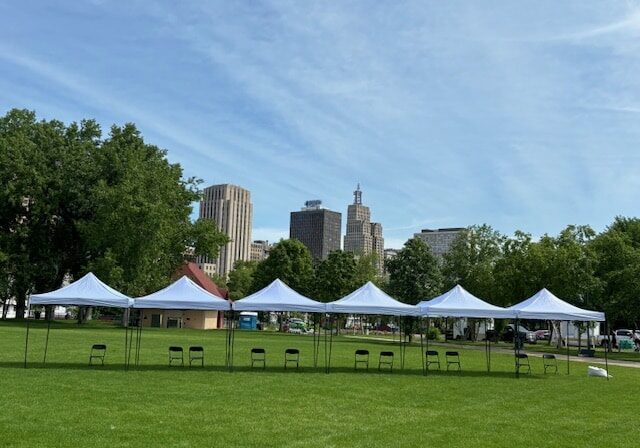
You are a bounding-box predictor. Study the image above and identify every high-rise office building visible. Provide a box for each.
[290,200,341,261]
[414,227,464,258]
[198,184,253,277]
[344,185,384,270]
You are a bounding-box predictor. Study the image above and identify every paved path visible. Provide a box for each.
[344,335,640,369]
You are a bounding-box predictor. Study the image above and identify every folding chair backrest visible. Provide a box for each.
[355,349,369,356]
[446,351,459,358]
[92,344,107,351]
[189,346,204,353]
[543,354,556,360]
[169,346,183,353]
[380,351,394,358]
[516,353,528,359]
[285,348,299,356]
[252,348,266,355]
[426,350,438,357]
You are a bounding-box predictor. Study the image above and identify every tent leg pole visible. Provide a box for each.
[23,304,31,369]
[127,311,134,369]
[225,311,229,369]
[604,320,610,381]
[425,317,430,376]
[328,314,334,374]
[313,314,318,368]
[231,312,234,370]
[136,312,143,368]
[420,318,425,376]
[566,320,570,375]
[124,312,129,371]
[514,317,519,378]
[43,315,52,366]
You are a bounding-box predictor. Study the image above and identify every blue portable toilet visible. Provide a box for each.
[239,312,258,330]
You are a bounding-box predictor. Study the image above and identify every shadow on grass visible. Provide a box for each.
[3,361,539,379]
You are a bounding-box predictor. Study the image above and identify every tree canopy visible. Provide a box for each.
[386,237,442,304]
[0,109,227,317]
[251,239,315,296]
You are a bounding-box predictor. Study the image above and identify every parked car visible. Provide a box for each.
[501,324,536,344]
[598,329,634,348]
[286,319,309,334]
[534,329,550,341]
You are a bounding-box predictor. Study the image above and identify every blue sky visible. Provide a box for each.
[2,1,640,248]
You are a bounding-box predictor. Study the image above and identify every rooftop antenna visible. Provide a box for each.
[353,183,362,205]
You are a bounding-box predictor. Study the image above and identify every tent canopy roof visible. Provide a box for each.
[326,282,416,316]
[508,288,605,321]
[30,272,132,308]
[233,279,325,313]
[417,285,515,318]
[133,276,230,310]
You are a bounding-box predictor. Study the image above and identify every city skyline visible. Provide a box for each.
[2,2,640,249]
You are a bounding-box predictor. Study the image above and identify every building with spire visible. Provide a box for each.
[344,184,384,271]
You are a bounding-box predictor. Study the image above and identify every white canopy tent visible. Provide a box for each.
[25,272,133,368]
[30,272,133,308]
[325,282,417,372]
[133,276,230,310]
[417,285,515,319]
[233,279,325,313]
[230,279,326,369]
[416,285,515,374]
[131,276,231,367]
[507,288,605,321]
[326,282,416,316]
[508,288,607,377]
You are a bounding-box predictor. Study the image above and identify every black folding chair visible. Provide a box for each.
[378,351,394,372]
[169,346,184,366]
[251,348,266,369]
[516,353,531,374]
[354,349,369,370]
[446,351,461,371]
[89,344,107,366]
[284,348,300,369]
[426,350,440,371]
[189,346,204,367]
[543,354,557,374]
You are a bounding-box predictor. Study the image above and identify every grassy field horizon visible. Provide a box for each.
[1,321,638,447]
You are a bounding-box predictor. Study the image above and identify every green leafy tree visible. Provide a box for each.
[387,237,442,304]
[0,109,227,319]
[80,123,226,297]
[227,260,258,300]
[354,253,386,287]
[0,109,99,318]
[252,239,315,296]
[591,217,640,327]
[313,250,358,302]
[442,224,504,301]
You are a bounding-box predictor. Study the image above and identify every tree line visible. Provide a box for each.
[220,222,640,329]
[0,109,228,319]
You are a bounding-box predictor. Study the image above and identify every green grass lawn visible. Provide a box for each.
[1,321,639,447]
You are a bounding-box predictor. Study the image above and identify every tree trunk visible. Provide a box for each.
[122,308,130,328]
[1,300,7,319]
[77,306,93,324]
[553,321,564,349]
[14,295,26,319]
[45,305,54,321]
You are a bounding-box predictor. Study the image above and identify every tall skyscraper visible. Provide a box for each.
[344,185,384,270]
[198,184,253,277]
[290,200,341,261]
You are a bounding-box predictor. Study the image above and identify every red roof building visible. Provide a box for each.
[174,261,229,299]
